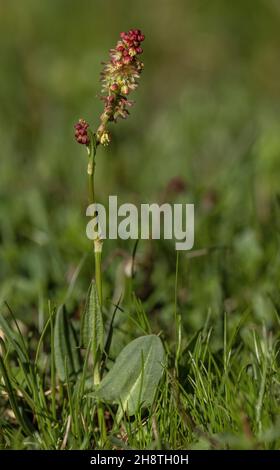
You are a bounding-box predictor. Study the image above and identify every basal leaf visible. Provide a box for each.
[80,281,104,357]
[97,335,165,415]
[54,305,81,381]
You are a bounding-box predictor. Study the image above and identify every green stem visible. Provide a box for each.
[94,247,103,307]
[87,137,106,445]
[50,307,56,421]
[87,145,103,308]
[87,149,95,205]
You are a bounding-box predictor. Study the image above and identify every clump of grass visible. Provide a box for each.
[0,300,280,449]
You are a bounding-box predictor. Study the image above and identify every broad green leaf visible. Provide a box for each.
[54,305,81,381]
[97,335,165,415]
[80,281,104,356]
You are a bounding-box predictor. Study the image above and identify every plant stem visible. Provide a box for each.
[87,137,106,445]
[87,143,103,308]
[87,154,95,205]
[94,246,103,307]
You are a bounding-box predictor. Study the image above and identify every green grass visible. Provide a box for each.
[1,0,280,451]
[0,294,279,450]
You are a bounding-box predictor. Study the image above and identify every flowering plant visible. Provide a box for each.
[73,29,150,407]
[74,29,145,311]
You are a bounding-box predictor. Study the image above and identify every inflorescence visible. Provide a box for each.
[74,29,145,147]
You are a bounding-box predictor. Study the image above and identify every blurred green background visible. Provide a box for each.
[0,0,280,338]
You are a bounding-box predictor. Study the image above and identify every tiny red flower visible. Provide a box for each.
[74,119,90,145]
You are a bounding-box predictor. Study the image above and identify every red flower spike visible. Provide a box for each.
[74,119,90,146]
